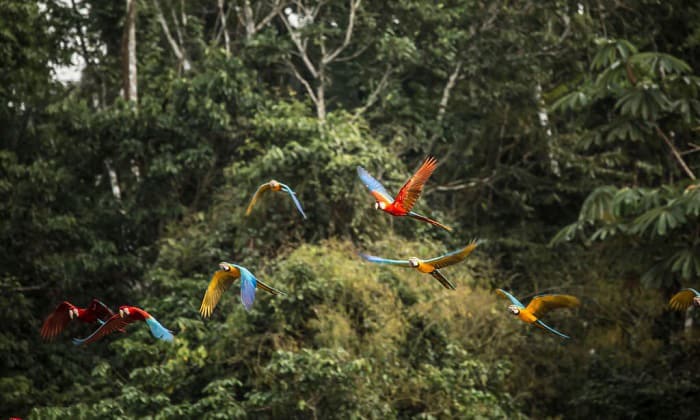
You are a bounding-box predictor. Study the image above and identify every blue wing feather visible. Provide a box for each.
[535,319,570,339]
[357,166,393,202]
[145,317,174,342]
[237,265,257,311]
[496,289,526,308]
[280,183,307,219]
[359,253,411,267]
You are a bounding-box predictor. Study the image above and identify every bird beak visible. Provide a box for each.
[373,202,379,210]
[69,309,74,320]
[119,309,124,318]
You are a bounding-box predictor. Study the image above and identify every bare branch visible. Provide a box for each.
[153,0,191,72]
[287,60,318,106]
[243,0,256,36]
[655,126,696,180]
[121,0,138,102]
[353,65,392,119]
[323,0,361,65]
[436,61,462,123]
[279,10,319,78]
[254,0,283,33]
[217,0,230,54]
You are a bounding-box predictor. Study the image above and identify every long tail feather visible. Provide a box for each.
[408,212,452,232]
[535,319,570,339]
[257,279,287,296]
[145,318,174,342]
[430,269,456,290]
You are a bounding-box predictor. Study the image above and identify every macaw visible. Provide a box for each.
[357,156,452,232]
[72,305,174,345]
[41,298,117,340]
[245,180,306,219]
[669,288,700,311]
[200,262,286,317]
[359,239,481,289]
[496,289,580,339]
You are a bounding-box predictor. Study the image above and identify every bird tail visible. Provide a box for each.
[430,269,456,290]
[535,319,570,339]
[408,212,453,232]
[257,279,287,296]
[145,317,175,342]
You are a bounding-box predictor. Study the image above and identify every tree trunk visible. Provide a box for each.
[121,0,138,103]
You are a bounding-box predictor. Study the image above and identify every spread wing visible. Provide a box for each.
[669,288,700,311]
[144,316,175,342]
[424,239,481,269]
[87,298,115,321]
[359,253,412,267]
[526,294,580,318]
[256,278,287,296]
[496,289,525,309]
[238,266,257,311]
[41,301,73,340]
[200,268,240,318]
[72,314,130,346]
[245,182,273,216]
[279,183,307,219]
[393,156,438,212]
[430,269,456,290]
[357,166,393,204]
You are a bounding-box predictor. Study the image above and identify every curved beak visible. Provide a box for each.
[119,309,125,318]
[68,309,75,320]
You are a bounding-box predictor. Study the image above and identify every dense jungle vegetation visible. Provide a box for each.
[2,1,700,418]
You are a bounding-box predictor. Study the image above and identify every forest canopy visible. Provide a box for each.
[1,1,699,418]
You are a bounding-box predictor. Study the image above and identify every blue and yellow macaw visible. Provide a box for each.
[200,262,286,316]
[246,180,306,219]
[359,239,481,289]
[496,289,580,339]
[669,288,700,311]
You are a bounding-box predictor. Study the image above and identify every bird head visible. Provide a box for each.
[68,307,79,320]
[219,262,232,272]
[119,306,130,318]
[694,296,700,307]
[507,305,520,315]
[269,180,281,191]
[374,201,386,210]
[408,257,420,268]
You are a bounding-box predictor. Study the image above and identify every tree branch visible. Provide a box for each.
[353,65,392,119]
[286,60,318,106]
[436,60,462,123]
[279,10,318,78]
[323,0,361,65]
[254,0,283,33]
[655,126,696,180]
[153,0,191,72]
[217,0,230,54]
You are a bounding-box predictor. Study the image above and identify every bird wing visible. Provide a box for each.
[430,269,456,290]
[359,253,412,267]
[72,314,130,346]
[393,156,438,212]
[40,301,73,340]
[245,182,273,216]
[199,268,240,318]
[535,319,571,339]
[280,183,307,219]
[669,288,700,311]
[424,239,481,269]
[144,316,174,342]
[87,298,115,321]
[526,294,581,318]
[256,278,287,296]
[496,289,526,309]
[357,166,393,204]
[238,266,257,311]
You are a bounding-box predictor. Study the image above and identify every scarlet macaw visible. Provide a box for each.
[245,180,306,219]
[40,298,116,340]
[200,262,286,317]
[72,305,174,345]
[359,239,481,289]
[496,289,580,339]
[357,156,452,232]
[669,288,700,311]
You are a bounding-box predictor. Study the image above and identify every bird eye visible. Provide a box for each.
[222,265,230,272]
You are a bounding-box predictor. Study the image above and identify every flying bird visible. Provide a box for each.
[200,262,286,317]
[245,180,306,219]
[72,306,174,346]
[496,289,580,339]
[669,288,700,311]
[357,156,452,232]
[41,298,117,340]
[359,239,481,289]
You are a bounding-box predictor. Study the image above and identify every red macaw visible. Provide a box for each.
[357,156,452,232]
[40,298,117,340]
[72,305,174,345]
